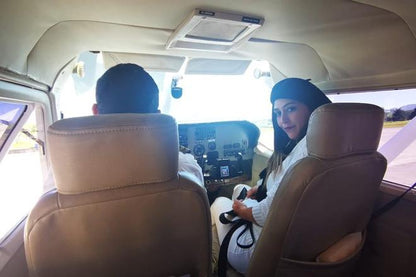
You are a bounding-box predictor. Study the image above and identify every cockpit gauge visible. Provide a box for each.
[193,144,205,156]
[208,141,216,151]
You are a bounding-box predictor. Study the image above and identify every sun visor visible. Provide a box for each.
[185,58,251,75]
[102,52,185,72]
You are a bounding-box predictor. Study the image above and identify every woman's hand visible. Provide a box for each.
[232,200,256,223]
[246,185,259,199]
[232,199,246,214]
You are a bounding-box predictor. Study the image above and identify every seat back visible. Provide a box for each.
[247,103,387,276]
[24,113,211,277]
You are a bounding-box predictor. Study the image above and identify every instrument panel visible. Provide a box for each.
[178,121,260,187]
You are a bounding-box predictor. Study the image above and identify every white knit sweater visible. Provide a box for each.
[251,137,308,227]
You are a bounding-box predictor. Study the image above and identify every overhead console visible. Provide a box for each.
[178,121,260,189]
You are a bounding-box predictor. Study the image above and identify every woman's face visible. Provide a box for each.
[273,98,311,140]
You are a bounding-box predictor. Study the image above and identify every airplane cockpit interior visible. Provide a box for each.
[178,121,260,202]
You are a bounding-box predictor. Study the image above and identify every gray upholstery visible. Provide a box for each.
[247,103,387,276]
[24,113,211,277]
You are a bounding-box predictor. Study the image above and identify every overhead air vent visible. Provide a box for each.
[166,9,264,53]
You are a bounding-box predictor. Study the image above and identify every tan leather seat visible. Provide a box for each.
[246,103,387,277]
[24,113,211,277]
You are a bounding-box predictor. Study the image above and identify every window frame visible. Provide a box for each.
[0,102,27,151]
[0,102,34,160]
[0,80,52,244]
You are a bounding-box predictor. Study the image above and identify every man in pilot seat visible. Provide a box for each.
[92,63,204,187]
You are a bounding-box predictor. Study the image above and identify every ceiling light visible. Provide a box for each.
[166,9,264,53]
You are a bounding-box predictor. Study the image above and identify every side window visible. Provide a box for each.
[379,119,416,186]
[0,101,45,240]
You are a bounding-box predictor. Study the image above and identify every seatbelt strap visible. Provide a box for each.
[217,187,255,276]
[372,182,416,219]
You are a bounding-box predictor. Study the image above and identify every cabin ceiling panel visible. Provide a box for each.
[355,0,416,39]
[264,1,416,83]
[26,20,330,86]
[26,21,172,85]
[0,0,276,78]
[0,0,416,91]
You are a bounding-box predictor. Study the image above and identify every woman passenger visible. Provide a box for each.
[211,78,332,274]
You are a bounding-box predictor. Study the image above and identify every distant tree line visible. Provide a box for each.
[385,108,416,121]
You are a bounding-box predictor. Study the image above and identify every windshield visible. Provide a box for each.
[57,52,274,137]
[148,60,273,124]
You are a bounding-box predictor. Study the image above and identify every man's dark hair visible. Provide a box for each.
[95,63,159,114]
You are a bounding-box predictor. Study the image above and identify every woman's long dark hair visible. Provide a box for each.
[266,78,331,177]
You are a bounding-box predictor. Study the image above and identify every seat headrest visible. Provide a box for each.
[307,103,384,159]
[48,113,179,194]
